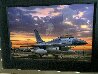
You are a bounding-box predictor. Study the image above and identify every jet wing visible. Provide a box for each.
[20,43,68,47]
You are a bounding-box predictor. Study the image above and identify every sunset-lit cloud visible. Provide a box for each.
[51,12,61,17]
[16,7,28,12]
[63,21,73,26]
[15,18,20,22]
[57,5,69,10]
[28,8,55,18]
[85,7,89,9]
[73,11,85,19]
[34,17,38,21]
[87,20,90,24]
[80,25,88,29]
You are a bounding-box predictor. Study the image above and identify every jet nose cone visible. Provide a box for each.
[72,39,87,45]
[83,41,88,44]
[80,40,88,45]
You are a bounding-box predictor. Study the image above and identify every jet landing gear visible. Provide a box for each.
[32,53,43,59]
[53,54,59,59]
[53,54,64,59]
[38,54,43,58]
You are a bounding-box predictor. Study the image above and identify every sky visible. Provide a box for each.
[7,4,94,50]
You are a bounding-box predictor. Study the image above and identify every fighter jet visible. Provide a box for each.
[29,29,87,57]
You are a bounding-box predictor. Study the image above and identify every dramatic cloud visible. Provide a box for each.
[7,4,94,48]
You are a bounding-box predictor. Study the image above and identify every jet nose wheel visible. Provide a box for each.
[60,54,63,59]
[53,54,59,59]
[38,54,43,58]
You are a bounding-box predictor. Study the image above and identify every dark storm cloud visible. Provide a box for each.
[69,4,93,10]
[7,4,94,37]
[72,19,87,25]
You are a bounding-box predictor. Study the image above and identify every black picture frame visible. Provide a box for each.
[0,0,98,72]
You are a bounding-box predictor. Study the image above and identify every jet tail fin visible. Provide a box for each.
[34,29,44,43]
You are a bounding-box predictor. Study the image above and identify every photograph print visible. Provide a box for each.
[7,4,94,62]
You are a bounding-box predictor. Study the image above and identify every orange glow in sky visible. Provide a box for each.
[10,32,92,50]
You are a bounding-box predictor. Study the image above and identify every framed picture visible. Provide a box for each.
[0,0,98,72]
